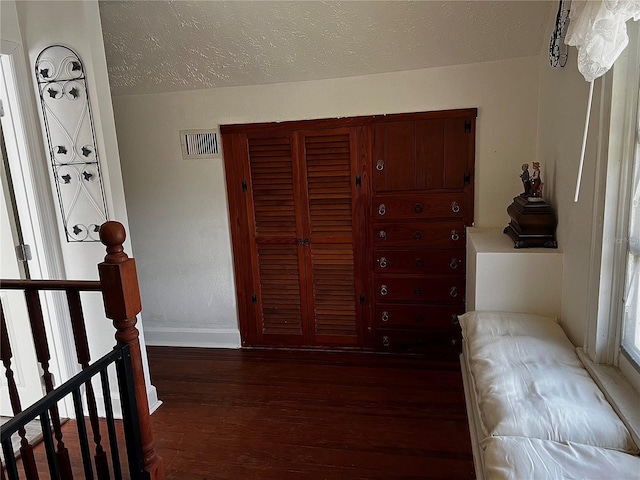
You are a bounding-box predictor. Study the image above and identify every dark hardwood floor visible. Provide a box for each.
[147,347,475,480]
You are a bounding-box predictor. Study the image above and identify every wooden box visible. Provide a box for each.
[503,196,557,248]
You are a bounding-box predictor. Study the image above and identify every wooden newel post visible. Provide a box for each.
[98,221,165,480]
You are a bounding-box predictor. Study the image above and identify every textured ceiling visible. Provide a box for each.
[99,1,553,96]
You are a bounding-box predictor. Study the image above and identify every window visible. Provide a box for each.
[586,20,639,381]
[609,21,640,381]
[577,23,640,429]
[621,97,640,369]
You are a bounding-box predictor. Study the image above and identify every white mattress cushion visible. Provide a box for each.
[459,311,639,454]
[482,436,640,480]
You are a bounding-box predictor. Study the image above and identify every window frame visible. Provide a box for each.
[620,90,640,372]
[586,20,640,386]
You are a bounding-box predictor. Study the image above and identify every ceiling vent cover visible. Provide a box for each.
[180,129,220,159]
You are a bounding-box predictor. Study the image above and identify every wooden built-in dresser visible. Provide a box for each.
[221,108,476,357]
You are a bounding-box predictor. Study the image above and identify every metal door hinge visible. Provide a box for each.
[355,175,361,187]
[359,293,365,304]
[463,172,471,185]
[15,244,32,262]
[464,120,472,133]
[242,180,248,192]
[251,294,257,304]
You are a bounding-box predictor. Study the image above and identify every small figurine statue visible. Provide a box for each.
[520,163,532,197]
[531,161,544,198]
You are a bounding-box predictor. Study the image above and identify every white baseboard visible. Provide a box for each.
[91,384,161,418]
[143,326,241,349]
[147,384,162,414]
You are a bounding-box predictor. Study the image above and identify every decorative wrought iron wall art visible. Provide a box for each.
[549,0,572,68]
[35,45,108,242]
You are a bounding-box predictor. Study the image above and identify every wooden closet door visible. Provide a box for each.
[298,129,362,346]
[244,134,310,346]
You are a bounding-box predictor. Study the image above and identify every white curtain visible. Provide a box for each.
[563,0,640,201]
[566,0,640,82]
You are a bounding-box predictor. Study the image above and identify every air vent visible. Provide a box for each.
[180,129,221,159]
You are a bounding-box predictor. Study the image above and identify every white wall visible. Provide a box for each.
[4,0,158,410]
[1,0,21,44]
[14,0,132,281]
[112,56,541,346]
[536,18,605,347]
[466,228,563,319]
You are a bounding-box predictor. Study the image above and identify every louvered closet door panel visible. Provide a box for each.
[248,136,299,236]
[309,244,357,338]
[301,130,361,346]
[256,244,305,337]
[246,135,309,345]
[305,133,353,236]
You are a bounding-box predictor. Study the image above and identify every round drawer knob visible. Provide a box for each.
[381,311,389,322]
[415,258,424,268]
[414,203,423,213]
[380,285,388,296]
[451,314,459,325]
[450,258,459,269]
[415,314,424,322]
[379,230,387,240]
[450,286,458,298]
[414,288,422,296]
[378,204,386,216]
[382,336,390,347]
[451,201,460,213]
[378,256,388,268]
[376,159,385,171]
[451,337,458,346]
[413,231,422,241]
[451,230,460,241]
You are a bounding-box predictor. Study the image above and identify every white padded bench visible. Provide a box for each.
[459,311,640,479]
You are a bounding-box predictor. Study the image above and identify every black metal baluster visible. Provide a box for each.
[115,346,149,480]
[1,343,140,480]
[100,370,123,480]
[40,409,61,480]
[1,439,18,480]
[67,288,110,479]
[72,388,94,480]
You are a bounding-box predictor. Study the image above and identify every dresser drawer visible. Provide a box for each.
[373,193,465,220]
[374,276,465,303]
[374,222,465,247]
[375,328,462,356]
[374,248,465,274]
[374,304,465,328]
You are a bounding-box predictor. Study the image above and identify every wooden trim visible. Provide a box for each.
[357,125,374,348]
[97,221,165,480]
[220,108,478,135]
[222,133,255,346]
[296,130,314,343]
[0,279,101,290]
[465,116,477,228]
